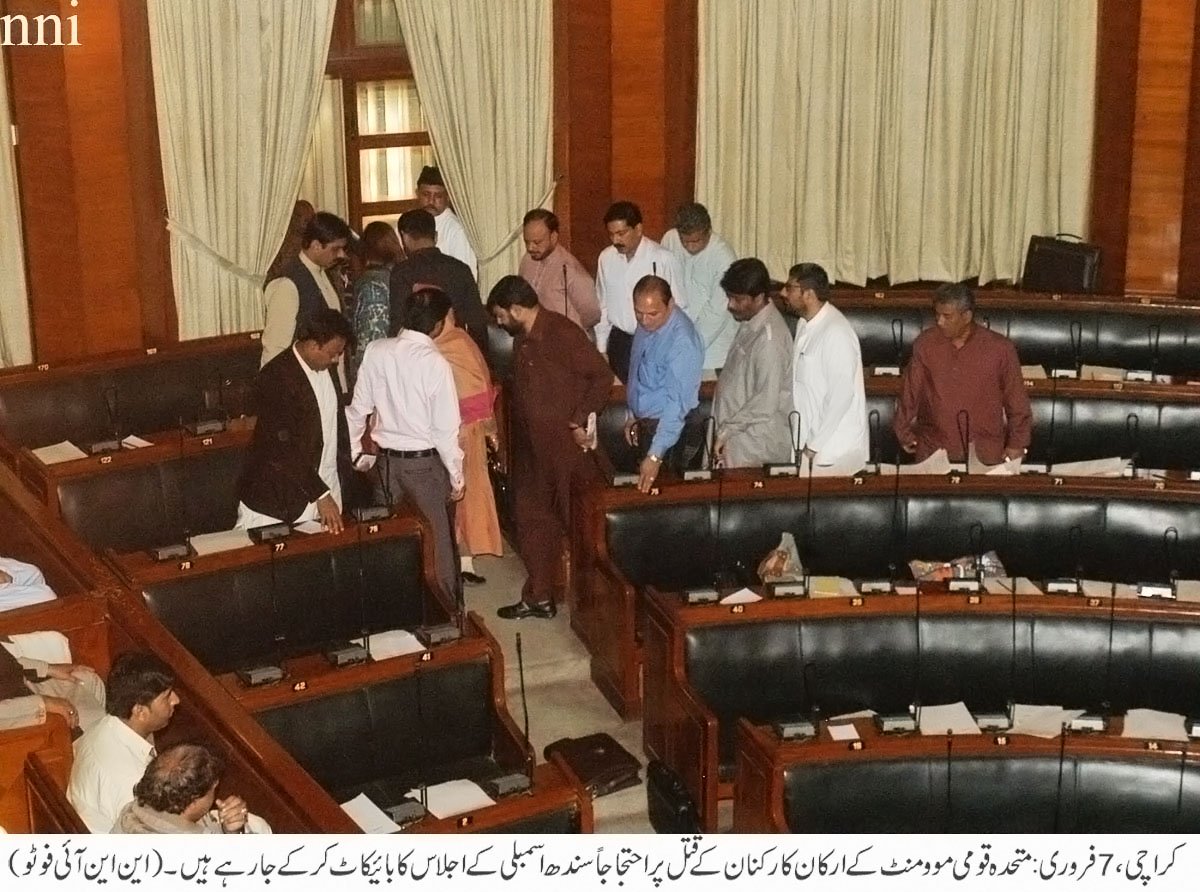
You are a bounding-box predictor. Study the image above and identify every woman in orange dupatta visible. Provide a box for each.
[435,310,502,583]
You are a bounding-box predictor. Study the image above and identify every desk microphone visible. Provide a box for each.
[1176,744,1189,829]
[1149,324,1162,381]
[685,426,726,603]
[486,632,535,798]
[1069,319,1083,376]
[1125,413,1140,478]
[235,541,286,687]
[90,385,122,454]
[867,408,881,474]
[1047,526,1083,594]
[1044,359,1060,474]
[1052,723,1068,834]
[774,660,819,739]
[955,409,970,473]
[188,371,227,435]
[323,520,372,667]
[873,319,904,376]
[562,263,569,320]
[859,456,897,595]
[802,451,816,595]
[684,416,715,482]
[150,419,192,561]
[764,410,802,478]
[387,664,430,825]
[949,521,983,593]
[1137,526,1179,600]
[944,730,954,832]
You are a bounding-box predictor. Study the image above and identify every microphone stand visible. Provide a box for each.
[955,409,970,473]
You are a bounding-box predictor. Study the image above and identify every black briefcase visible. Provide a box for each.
[646,759,701,833]
[543,733,641,799]
[1021,233,1101,293]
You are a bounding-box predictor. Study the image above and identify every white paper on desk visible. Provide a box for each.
[339,793,400,834]
[1123,708,1188,742]
[827,723,860,741]
[1175,580,1200,602]
[405,780,495,820]
[982,577,1043,596]
[1080,364,1126,382]
[917,702,980,736]
[808,576,858,599]
[121,435,153,449]
[1009,704,1085,739]
[880,449,952,476]
[1021,365,1047,380]
[720,587,761,605]
[350,629,426,660]
[805,457,867,478]
[31,441,87,464]
[1051,457,1129,477]
[293,520,324,535]
[1079,579,1138,599]
[188,528,253,556]
[829,709,877,721]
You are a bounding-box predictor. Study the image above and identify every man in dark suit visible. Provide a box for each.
[236,309,355,535]
[390,208,489,354]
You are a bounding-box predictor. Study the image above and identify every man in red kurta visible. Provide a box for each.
[893,283,1033,465]
[486,276,614,619]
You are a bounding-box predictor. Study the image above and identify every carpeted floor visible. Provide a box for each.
[466,548,654,833]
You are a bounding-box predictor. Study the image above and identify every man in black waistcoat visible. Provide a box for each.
[261,211,352,368]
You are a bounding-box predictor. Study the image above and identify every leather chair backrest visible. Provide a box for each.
[255,658,493,794]
[782,754,1200,832]
[141,532,438,674]
[599,394,715,472]
[842,302,1200,374]
[0,344,260,451]
[57,447,246,553]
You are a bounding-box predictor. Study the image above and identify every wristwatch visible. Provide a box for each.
[647,454,661,464]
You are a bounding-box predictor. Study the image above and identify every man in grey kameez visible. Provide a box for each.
[712,258,795,468]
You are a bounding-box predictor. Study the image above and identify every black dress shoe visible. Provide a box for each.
[496,599,557,620]
[461,570,488,586]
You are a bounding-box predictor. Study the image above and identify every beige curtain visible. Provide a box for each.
[697,0,1097,286]
[392,0,553,294]
[147,0,336,339]
[0,49,32,366]
[299,78,349,219]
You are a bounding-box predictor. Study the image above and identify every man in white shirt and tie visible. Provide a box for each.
[595,201,683,383]
[68,652,180,833]
[416,166,478,280]
[781,262,869,471]
[347,288,466,602]
[661,203,737,372]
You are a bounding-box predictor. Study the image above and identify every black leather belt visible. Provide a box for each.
[380,447,437,458]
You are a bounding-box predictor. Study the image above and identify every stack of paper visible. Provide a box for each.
[1175,580,1200,603]
[1080,365,1125,382]
[880,449,952,476]
[188,529,253,556]
[808,577,858,599]
[1051,457,1129,477]
[982,577,1044,596]
[1079,580,1139,599]
[404,780,494,819]
[1021,365,1047,380]
[340,793,401,833]
[31,441,87,464]
[719,588,762,605]
[293,520,325,535]
[1122,709,1188,742]
[917,702,981,736]
[1009,704,1085,739]
[827,724,860,741]
[350,629,426,660]
[121,435,154,449]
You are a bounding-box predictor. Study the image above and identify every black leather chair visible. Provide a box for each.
[0,341,260,453]
[141,532,442,674]
[255,658,584,833]
[56,447,246,553]
[782,752,1200,832]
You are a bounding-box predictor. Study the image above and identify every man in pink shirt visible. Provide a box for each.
[893,283,1032,465]
[517,209,601,334]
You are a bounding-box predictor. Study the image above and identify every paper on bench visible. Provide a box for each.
[808,576,858,598]
[1175,580,1200,602]
[1050,457,1129,477]
[293,520,324,535]
[188,528,253,556]
[829,709,877,721]
[350,629,426,660]
[917,702,980,736]
[31,441,87,465]
[880,449,951,476]
[1021,365,1047,380]
[827,723,860,741]
[121,435,153,449]
[1080,579,1139,599]
[1080,365,1125,382]
[806,458,867,478]
[1009,704,1085,739]
[340,793,400,834]
[719,588,761,605]
[405,779,494,819]
[982,577,1043,596]
[1122,708,1188,742]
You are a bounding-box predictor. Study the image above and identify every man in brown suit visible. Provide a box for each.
[236,309,355,534]
[487,276,613,620]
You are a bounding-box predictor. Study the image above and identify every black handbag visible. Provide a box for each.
[645,759,701,833]
[1022,233,1101,293]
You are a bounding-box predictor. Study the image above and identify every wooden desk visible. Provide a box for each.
[732,715,1199,833]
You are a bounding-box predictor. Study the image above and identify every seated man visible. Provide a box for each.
[237,309,354,536]
[0,557,56,612]
[623,275,705,493]
[893,283,1032,465]
[114,743,269,834]
[68,652,180,833]
[0,630,105,732]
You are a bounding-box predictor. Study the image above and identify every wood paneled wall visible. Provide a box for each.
[4,0,173,364]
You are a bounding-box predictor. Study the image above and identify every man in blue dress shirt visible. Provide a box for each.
[623,275,705,493]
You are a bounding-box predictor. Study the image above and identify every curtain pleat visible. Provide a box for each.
[0,48,32,366]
